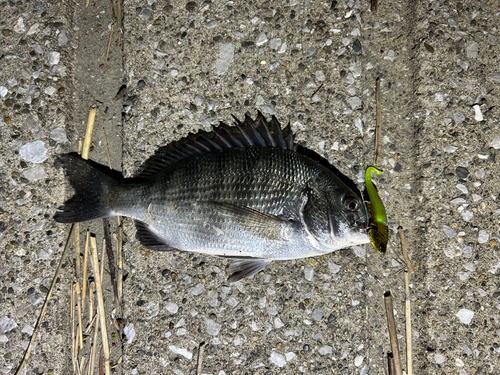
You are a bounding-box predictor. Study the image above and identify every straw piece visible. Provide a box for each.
[374,78,382,165]
[89,311,100,375]
[104,24,114,61]
[384,292,403,375]
[387,352,395,375]
[89,281,96,325]
[405,271,413,375]
[82,104,97,160]
[102,129,112,170]
[82,230,90,312]
[103,219,119,309]
[196,342,208,375]
[398,226,414,273]
[90,236,111,375]
[75,225,81,279]
[115,226,123,307]
[71,281,76,374]
[75,280,84,349]
[15,224,76,375]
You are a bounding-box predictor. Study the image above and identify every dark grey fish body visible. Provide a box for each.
[55,113,370,281]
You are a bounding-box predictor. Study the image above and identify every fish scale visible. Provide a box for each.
[55,112,371,281]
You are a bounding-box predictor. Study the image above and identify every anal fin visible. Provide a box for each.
[134,220,178,251]
[226,258,272,282]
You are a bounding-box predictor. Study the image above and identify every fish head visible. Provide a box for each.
[300,176,371,252]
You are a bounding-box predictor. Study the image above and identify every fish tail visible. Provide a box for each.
[54,153,120,223]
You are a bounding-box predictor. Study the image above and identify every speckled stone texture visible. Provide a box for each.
[1,0,499,374]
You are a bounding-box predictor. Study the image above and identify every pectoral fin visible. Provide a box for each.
[208,201,291,241]
[226,258,272,282]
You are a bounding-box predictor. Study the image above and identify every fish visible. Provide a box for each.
[55,112,371,281]
[364,166,389,253]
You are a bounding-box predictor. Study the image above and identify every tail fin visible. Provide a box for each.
[54,153,120,223]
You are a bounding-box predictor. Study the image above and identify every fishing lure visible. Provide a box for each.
[365,167,388,253]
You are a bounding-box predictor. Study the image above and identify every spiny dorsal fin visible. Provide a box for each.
[136,112,296,178]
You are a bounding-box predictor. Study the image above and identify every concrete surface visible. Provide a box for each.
[1,0,499,374]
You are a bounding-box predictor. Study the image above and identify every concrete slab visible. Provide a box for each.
[1,0,499,374]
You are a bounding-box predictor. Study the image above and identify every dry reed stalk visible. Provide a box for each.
[71,281,76,374]
[387,352,395,375]
[82,105,97,160]
[104,24,114,61]
[89,310,100,375]
[102,129,112,169]
[384,292,403,375]
[89,281,95,325]
[374,78,382,164]
[82,231,90,312]
[115,227,123,307]
[15,224,76,375]
[90,236,111,375]
[398,226,414,273]
[75,280,84,349]
[405,271,413,375]
[196,342,208,375]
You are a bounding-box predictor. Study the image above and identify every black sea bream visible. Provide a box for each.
[55,113,371,281]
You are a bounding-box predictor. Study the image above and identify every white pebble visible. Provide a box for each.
[466,41,479,59]
[312,308,323,321]
[256,32,268,46]
[278,41,287,54]
[455,358,465,367]
[23,166,47,181]
[165,302,178,314]
[22,325,34,335]
[349,96,362,110]
[490,136,500,150]
[190,283,205,296]
[50,128,68,143]
[435,92,444,101]
[48,51,60,65]
[274,317,285,329]
[19,140,48,164]
[262,105,277,115]
[169,345,193,360]
[456,309,474,324]
[13,17,25,33]
[461,211,473,222]
[472,194,482,202]
[435,354,446,364]
[443,145,457,153]
[124,323,135,344]
[456,184,468,194]
[304,265,314,281]
[215,43,234,76]
[44,86,56,96]
[319,345,333,355]
[0,86,7,97]
[442,225,457,239]
[329,262,341,274]
[478,230,489,244]
[315,70,325,81]
[269,38,282,50]
[0,316,17,332]
[26,22,39,35]
[353,246,366,258]
[205,318,222,336]
[269,352,286,367]
[473,104,483,121]
[354,355,364,367]
[463,262,476,272]
[285,352,296,361]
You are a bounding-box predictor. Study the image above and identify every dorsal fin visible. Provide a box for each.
[136,112,296,178]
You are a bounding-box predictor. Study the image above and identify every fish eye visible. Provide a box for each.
[343,196,359,212]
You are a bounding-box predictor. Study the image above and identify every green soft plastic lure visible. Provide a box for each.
[365,167,388,253]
